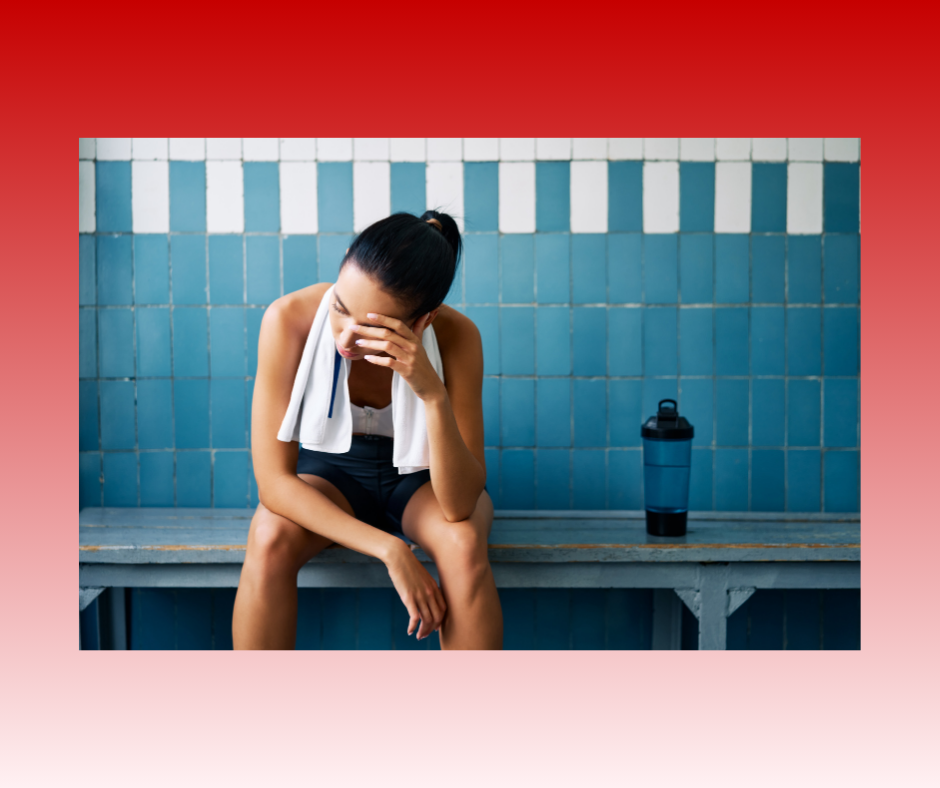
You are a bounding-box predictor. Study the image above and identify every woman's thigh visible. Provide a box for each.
[398,482,494,561]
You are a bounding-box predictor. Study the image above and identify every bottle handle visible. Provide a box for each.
[657,398,678,420]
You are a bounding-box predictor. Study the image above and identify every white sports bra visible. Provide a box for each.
[350,401,394,438]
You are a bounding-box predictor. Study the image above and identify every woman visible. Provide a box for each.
[232,210,503,650]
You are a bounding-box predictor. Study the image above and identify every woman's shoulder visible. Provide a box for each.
[432,305,482,351]
[263,282,332,337]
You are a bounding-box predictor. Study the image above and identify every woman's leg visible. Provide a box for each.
[399,485,503,650]
[232,475,352,650]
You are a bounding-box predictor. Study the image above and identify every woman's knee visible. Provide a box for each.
[436,519,491,582]
[245,505,309,576]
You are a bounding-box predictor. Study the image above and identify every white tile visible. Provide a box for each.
[79,161,95,233]
[498,162,535,233]
[169,138,205,160]
[426,162,464,230]
[243,138,279,161]
[716,138,750,160]
[788,138,823,161]
[680,138,715,161]
[354,138,390,161]
[206,161,244,233]
[787,163,823,234]
[536,138,571,160]
[280,138,317,161]
[608,138,643,160]
[570,161,608,233]
[714,162,751,233]
[643,161,679,233]
[644,138,678,160]
[206,138,242,160]
[316,138,353,161]
[427,138,462,161]
[280,162,318,234]
[390,138,425,162]
[132,161,169,233]
[463,138,498,161]
[500,138,535,161]
[572,138,607,160]
[79,138,96,160]
[751,138,787,161]
[96,138,131,160]
[133,139,168,160]
[353,162,391,232]
[824,138,860,162]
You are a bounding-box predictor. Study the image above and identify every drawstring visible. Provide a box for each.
[328,348,341,418]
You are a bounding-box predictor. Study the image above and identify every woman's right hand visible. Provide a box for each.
[384,541,446,640]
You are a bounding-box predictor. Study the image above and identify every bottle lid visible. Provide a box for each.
[641,399,694,440]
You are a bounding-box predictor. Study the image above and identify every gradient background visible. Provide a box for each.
[3,4,936,786]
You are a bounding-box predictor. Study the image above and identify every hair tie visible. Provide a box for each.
[426,218,443,232]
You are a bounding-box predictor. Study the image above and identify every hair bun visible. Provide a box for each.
[420,209,462,264]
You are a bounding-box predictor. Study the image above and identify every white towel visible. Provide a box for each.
[277,284,445,474]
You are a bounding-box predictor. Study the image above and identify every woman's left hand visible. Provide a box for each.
[353,312,446,402]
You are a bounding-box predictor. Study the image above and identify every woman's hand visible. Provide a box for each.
[352,312,446,402]
[384,540,447,640]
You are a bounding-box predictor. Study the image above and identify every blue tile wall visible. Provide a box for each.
[209,235,244,304]
[680,163,715,232]
[751,164,787,232]
[536,162,570,232]
[608,233,642,302]
[170,162,206,232]
[608,162,643,233]
[244,163,280,232]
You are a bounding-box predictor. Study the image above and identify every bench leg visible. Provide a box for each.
[674,565,756,651]
[651,589,683,649]
[79,588,105,651]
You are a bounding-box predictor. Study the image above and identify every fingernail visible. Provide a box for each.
[355,339,362,345]
[367,313,377,319]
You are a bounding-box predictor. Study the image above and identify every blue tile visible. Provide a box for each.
[97,235,133,305]
[537,379,571,447]
[214,451,249,507]
[608,233,642,303]
[175,588,213,649]
[572,234,607,304]
[608,450,643,509]
[751,163,787,232]
[787,235,821,303]
[484,448,501,507]
[679,162,715,232]
[210,308,246,377]
[787,379,820,447]
[536,161,570,232]
[247,308,264,377]
[464,233,498,303]
[608,161,642,232]
[95,161,132,232]
[608,307,642,376]
[357,588,393,650]
[80,453,101,508]
[103,453,137,506]
[536,449,570,508]
[573,307,607,376]
[283,235,318,295]
[172,307,208,376]
[501,449,535,509]
[136,307,171,377]
[98,308,135,377]
[689,448,713,510]
[134,235,169,305]
[500,379,535,446]
[137,379,173,450]
[482,377,499,446]
[246,379,255,450]
[751,306,784,376]
[714,448,748,510]
[607,589,654,649]
[535,233,570,304]
[644,235,678,304]
[171,235,207,305]
[824,379,858,448]
[824,451,860,512]
[714,307,748,376]
[679,234,713,304]
[823,234,859,303]
[679,378,713,445]
[99,380,136,450]
[534,589,571,648]
[678,308,712,376]
[209,235,244,304]
[716,379,749,446]
[787,307,821,376]
[318,234,353,284]
[80,235,96,305]
[463,162,497,231]
[644,307,678,376]
[573,450,606,509]
[609,380,642,447]
[79,380,99,451]
[642,379,678,422]
[752,378,784,447]
[211,379,247,448]
[536,307,570,376]
[169,161,206,232]
[246,235,280,305]
[465,306,499,374]
[501,234,534,303]
[752,235,785,303]
[715,234,749,303]
[388,162,425,219]
[176,451,211,507]
[243,162,279,232]
[500,306,534,375]
[574,380,606,448]
[752,450,784,511]
[318,162,353,232]
[824,307,859,376]
[787,450,821,511]
[823,163,859,233]
[248,450,260,507]
[174,379,210,449]
[79,309,97,378]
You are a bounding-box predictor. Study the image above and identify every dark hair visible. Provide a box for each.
[339,209,462,322]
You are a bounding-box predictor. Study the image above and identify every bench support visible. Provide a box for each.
[675,564,759,649]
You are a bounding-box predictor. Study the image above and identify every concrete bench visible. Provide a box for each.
[79,508,860,650]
